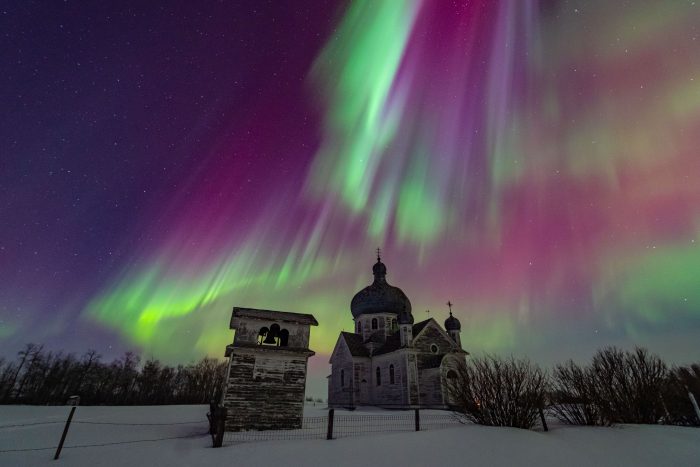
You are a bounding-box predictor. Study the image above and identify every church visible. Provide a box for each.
[328,254,468,409]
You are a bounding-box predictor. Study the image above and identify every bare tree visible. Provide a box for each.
[447,355,548,429]
[550,360,602,425]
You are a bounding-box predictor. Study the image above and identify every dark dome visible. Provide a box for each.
[445,313,461,331]
[351,259,412,319]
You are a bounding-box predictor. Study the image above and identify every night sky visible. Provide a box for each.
[2,1,700,395]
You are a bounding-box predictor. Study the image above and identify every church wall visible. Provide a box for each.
[370,353,406,407]
[355,313,399,342]
[354,361,371,405]
[328,343,354,408]
[418,367,445,407]
[223,349,309,431]
[407,353,419,405]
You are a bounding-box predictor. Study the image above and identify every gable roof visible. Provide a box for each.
[339,332,370,357]
[230,307,318,328]
[412,319,431,337]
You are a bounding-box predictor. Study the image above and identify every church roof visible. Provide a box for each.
[373,332,401,356]
[340,332,370,357]
[412,319,431,337]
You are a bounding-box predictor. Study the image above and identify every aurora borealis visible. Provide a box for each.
[2,1,700,394]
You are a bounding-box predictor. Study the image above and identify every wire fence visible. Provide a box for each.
[223,416,327,443]
[0,413,209,455]
[0,409,469,455]
[223,410,469,445]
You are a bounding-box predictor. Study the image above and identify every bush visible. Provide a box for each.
[663,364,700,426]
[550,347,671,425]
[591,347,668,424]
[550,360,602,426]
[448,355,547,429]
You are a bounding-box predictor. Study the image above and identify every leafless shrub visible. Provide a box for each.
[549,360,602,425]
[447,355,547,429]
[591,347,668,424]
[662,363,700,426]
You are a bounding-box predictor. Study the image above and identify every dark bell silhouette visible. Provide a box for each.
[263,332,277,345]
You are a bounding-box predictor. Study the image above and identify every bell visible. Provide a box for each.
[263,332,277,345]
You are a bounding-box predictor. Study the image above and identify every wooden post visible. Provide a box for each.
[688,389,700,424]
[326,409,335,440]
[538,406,548,432]
[415,408,420,431]
[212,407,226,448]
[54,406,76,460]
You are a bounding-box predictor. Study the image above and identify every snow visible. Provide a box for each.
[1,404,698,467]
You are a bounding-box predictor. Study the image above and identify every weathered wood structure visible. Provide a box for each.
[222,307,318,431]
[328,254,468,409]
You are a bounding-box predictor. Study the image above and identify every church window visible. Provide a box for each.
[340,369,345,387]
[430,344,439,354]
[391,319,397,331]
[371,318,378,330]
[376,367,381,386]
[257,327,270,345]
[357,321,362,333]
[446,370,457,380]
[389,364,395,384]
[279,329,289,347]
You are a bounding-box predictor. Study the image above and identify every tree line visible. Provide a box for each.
[447,346,700,429]
[0,344,228,405]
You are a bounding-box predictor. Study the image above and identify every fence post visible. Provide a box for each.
[688,389,700,424]
[538,406,548,432]
[415,408,420,431]
[326,409,334,440]
[212,407,226,448]
[54,406,76,460]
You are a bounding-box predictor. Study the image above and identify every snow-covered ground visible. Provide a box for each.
[1,404,698,467]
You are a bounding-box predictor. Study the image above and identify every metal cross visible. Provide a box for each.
[376,247,381,261]
[447,301,453,315]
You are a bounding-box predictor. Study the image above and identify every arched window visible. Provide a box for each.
[357,321,362,333]
[340,369,345,387]
[371,318,378,330]
[279,329,289,347]
[446,370,457,380]
[389,364,395,384]
[376,367,381,386]
[258,327,269,345]
[391,319,397,331]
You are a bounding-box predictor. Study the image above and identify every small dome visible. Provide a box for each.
[445,312,461,331]
[350,258,412,319]
[398,308,414,325]
[372,261,387,277]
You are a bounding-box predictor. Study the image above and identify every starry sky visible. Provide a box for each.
[1,1,700,395]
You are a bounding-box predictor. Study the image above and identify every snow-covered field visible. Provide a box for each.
[1,404,698,467]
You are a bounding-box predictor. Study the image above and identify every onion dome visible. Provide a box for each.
[350,255,412,319]
[444,312,461,331]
